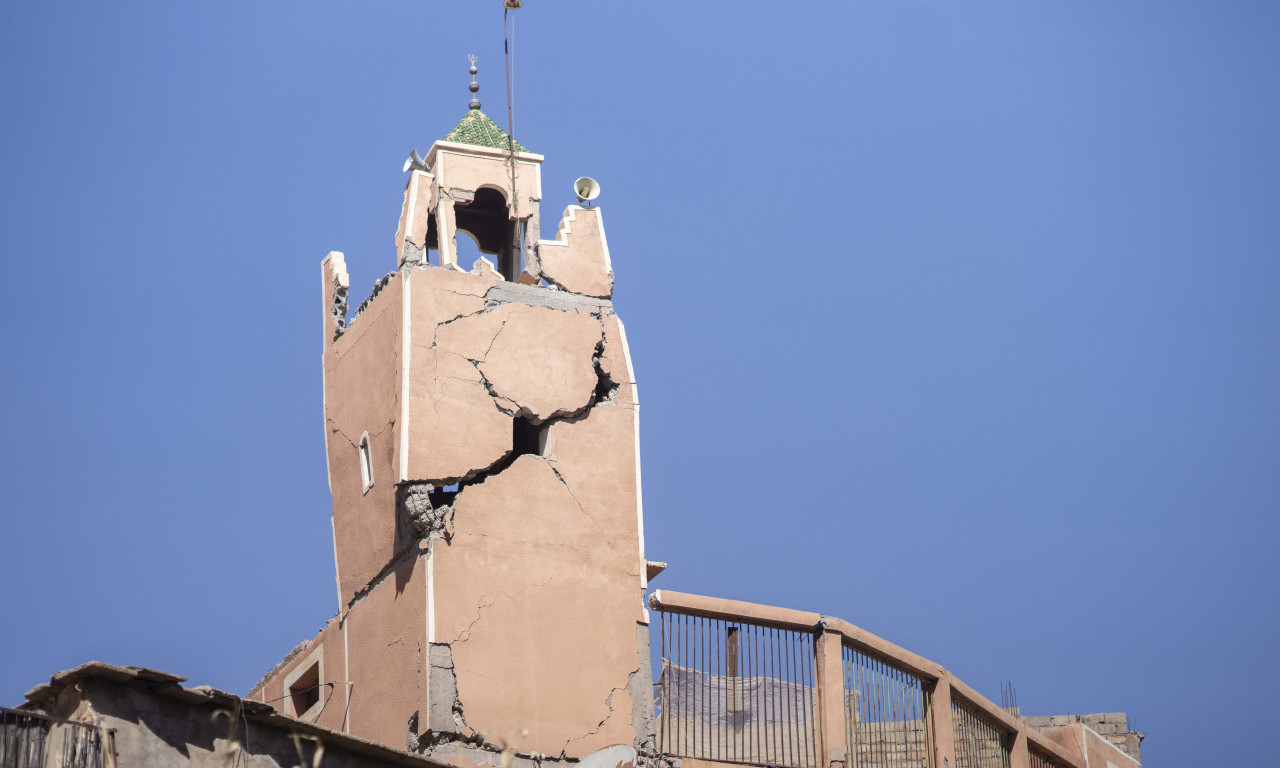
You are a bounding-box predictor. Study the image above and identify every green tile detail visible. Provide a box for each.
[441,110,529,152]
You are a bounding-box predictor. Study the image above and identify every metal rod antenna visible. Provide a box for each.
[502,0,522,276]
[504,5,518,189]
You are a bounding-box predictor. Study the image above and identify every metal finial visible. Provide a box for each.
[467,54,481,110]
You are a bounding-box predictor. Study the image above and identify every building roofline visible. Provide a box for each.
[22,661,452,768]
[426,140,545,166]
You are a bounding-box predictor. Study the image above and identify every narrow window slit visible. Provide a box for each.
[358,432,374,493]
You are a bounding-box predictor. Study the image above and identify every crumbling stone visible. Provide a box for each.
[399,483,454,542]
[483,281,612,314]
[352,272,399,324]
[628,623,656,754]
[596,315,636,402]
[402,241,427,266]
[428,643,465,734]
[326,253,350,341]
[471,257,502,280]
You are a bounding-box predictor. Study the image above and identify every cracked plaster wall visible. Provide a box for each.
[432,455,642,758]
[262,183,645,761]
[409,266,648,761]
[343,549,429,749]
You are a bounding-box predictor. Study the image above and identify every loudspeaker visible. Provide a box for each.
[574,176,601,203]
[402,149,427,173]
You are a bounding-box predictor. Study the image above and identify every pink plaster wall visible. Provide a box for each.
[404,266,646,759]
[252,615,345,732]
[324,275,405,607]
[404,268,508,482]
[344,547,428,748]
[395,171,437,261]
[433,455,643,759]
[536,207,613,299]
[250,549,429,742]
[1045,724,1140,768]
[294,153,646,759]
[430,149,541,219]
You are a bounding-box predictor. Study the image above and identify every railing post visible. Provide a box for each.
[929,677,957,768]
[815,624,847,768]
[1010,729,1030,768]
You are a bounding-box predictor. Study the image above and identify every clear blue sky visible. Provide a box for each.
[2,3,1277,767]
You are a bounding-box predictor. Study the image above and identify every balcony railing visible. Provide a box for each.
[0,707,109,768]
[649,591,1087,768]
[951,699,1010,768]
[842,644,933,768]
[656,611,819,768]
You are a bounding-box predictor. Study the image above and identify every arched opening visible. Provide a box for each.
[455,187,519,280]
[454,229,485,274]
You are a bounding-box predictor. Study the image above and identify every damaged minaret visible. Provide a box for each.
[250,63,655,766]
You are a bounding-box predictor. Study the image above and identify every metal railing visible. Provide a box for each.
[0,707,107,768]
[1024,747,1054,768]
[1027,746,1069,768]
[842,645,934,768]
[648,591,1094,768]
[656,611,819,768]
[951,700,1010,768]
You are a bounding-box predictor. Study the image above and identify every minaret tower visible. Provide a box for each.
[250,59,654,765]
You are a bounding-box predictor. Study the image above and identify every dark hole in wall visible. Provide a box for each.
[429,483,461,508]
[592,374,618,405]
[289,662,321,716]
[425,215,438,265]
[513,417,547,457]
[455,187,517,280]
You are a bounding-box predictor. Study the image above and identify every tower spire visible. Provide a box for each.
[467,54,481,111]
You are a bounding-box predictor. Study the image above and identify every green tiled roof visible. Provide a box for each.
[441,110,528,152]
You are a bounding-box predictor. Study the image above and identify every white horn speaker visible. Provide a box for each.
[574,176,601,204]
[402,149,427,173]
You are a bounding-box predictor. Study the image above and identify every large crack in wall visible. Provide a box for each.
[391,269,647,761]
[395,279,622,547]
[313,263,647,760]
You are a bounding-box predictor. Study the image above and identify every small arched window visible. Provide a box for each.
[358,432,374,494]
